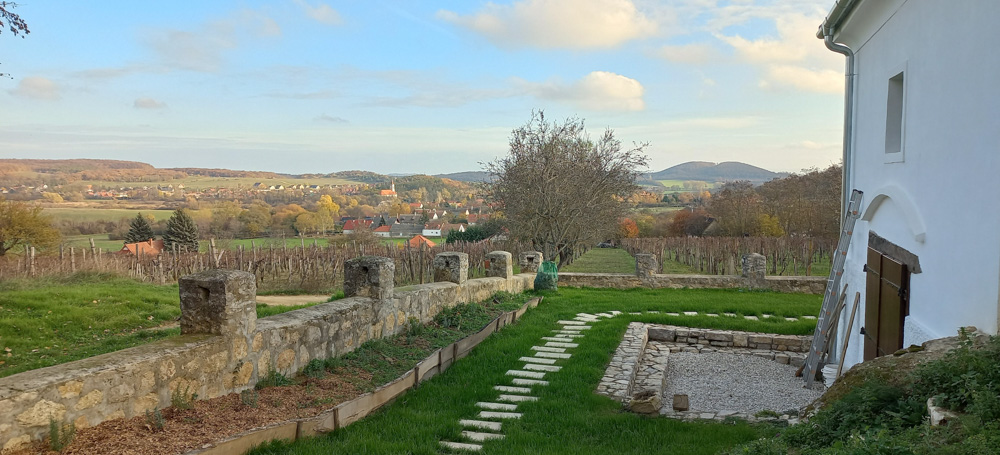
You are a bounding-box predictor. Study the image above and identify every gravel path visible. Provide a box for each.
[663,351,822,414]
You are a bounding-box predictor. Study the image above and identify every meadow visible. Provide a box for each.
[82,175,358,191]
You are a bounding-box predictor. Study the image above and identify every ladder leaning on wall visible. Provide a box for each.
[801,189,864,387]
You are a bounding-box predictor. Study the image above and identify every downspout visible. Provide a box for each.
[823,31,856,225]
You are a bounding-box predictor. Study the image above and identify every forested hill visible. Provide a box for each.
[649,161,787,183]
[434,171,492,183]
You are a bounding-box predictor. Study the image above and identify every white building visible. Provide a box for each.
[819,0,1000,370]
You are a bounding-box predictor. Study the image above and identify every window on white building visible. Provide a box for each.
[884,71,906,162]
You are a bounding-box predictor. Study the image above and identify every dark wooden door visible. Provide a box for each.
[864,247,909,360]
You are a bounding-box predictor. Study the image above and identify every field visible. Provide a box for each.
[657,179,716,189]
[44,207,177,223]
[560,248,635,273]
[82,175,359,191]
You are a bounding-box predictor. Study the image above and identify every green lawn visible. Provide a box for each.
[250,287,820,455]
[561,248,635,273]
[0,274,330,378]
[45,208,177,224]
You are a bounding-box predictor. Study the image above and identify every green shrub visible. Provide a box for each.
[434,302,488,331]
[240,389,259,408]
[302,359,326,379]
[170,384,197,410]
[144,409,165,432]
[909,332,1000,422]
[48,418,75,452]
[256,368,293,389]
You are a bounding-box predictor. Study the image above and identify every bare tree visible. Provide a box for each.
[1,2,29,78]
[484,112,648,267]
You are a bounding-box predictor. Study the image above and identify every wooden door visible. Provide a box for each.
[864,247,909,360]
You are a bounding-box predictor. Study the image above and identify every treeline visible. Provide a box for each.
[622,164,841,240]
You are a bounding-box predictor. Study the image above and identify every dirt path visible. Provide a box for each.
[255,295,332,306]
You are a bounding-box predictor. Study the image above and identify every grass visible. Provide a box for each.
[561,248,636,273]
[0,273,182,378]
[658,179,717,189]
[249,287,820,455]
[44,208,176,224]
[81,175,358,191]
[0,274,331,378]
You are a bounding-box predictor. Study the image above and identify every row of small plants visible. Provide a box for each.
[726,330,1000,454]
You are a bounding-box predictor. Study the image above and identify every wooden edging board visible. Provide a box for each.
[186,295,543,454]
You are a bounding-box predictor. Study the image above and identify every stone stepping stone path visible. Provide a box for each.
[439,311,619,452]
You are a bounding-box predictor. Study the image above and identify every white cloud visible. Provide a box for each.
[438,0,657,49]
[145,9,281,72]
[763,65,842,94]
[315,114,348,123]
[134,97,167,109]
[656,43,721,65]
[295,1,342,26]
[519,71,645,111]
[9,76,60,100]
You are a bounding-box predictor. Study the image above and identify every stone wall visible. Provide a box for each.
[557,273,826,294]
[0,253,533,453]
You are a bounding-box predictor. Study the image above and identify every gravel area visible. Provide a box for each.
[663,352,823,414]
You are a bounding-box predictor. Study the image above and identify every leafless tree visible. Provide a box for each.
[484,112,648,267]
[1,1,29,77]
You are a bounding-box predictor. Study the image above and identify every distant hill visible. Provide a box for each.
[434,171,492,183]
[649,161,786,184]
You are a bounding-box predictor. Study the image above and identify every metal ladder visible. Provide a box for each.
[802,189,864,386]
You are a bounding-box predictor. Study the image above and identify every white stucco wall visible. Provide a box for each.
[832,0,1000,369]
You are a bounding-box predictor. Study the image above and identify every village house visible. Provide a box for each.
[379,180,397,198]
[341,219,373,234]
[373,225,392,237]
[118,239,164,256]
[819,0,1000,371]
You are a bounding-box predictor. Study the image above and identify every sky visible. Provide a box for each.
[0,0,846,176]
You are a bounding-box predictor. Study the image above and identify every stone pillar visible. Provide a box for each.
[344,256,395,300]
[742,253,767,288]
[635,254,658,279]
[433,252,469,284]
[179,269,257,337]
[519,251,543,273]
[485,251,513,279]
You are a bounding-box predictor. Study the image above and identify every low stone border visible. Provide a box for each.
[597,323,812,425]
[184,297,543,455]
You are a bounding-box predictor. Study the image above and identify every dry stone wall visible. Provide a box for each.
[0,252,533,453]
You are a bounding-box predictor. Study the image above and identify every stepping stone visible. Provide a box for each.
[744,315,759,320]
[533,352,571,359]
[596,313,613,318]
[494,385,532,394]
[723,313,737,317]
[498,394,538,403]
[519,356,556,364]
[573,317,597,322]
[545,341,579,348]
[648,310,660,314]
[554,334,583,339]
[706,313,719,317]
[576,313,598,318]
[557,320,586,325]
[440,441,482,451]
[683,311,698,316]
[541,336,571,342]
[628,312,641,315]
[762,314,773,318]
[479,411,521,419]
[477,402,517,411]
[559,325,591,331]
[507,370,546,379]
[532,346,566,353]
[460,419,502,431]
[803,315,817,320]
[666,312,680,316]
[785,317,799,322]
[609,311,622,315]
[553,330,585,335]
[462,431,505,442]
[511,378,549,386]
[524,364,561,372]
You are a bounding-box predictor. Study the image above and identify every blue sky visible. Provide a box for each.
[0,0,845,175]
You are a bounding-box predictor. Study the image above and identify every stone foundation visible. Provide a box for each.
[518,251,543,273]
[558,273,825,294]
[0,252,533,453]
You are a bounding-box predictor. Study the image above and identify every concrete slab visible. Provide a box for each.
[476,402,517,411]
[519,356,556,364]
[494,385,531,394]
[440,441,482,451]
[556,320,586,325]
[511,378,549,386]
[479,411,521,419]
[506,370,546,379]
[533,352,571,359]
[460,419,502,431]
[524,364,561,372]
[544,342,579,348]
[462,431,505,442]
[498,394,538,403]
[531,346,566,353]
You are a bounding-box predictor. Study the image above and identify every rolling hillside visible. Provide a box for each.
[648,161,786,184]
